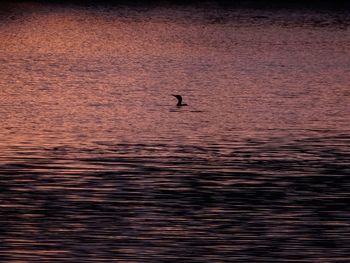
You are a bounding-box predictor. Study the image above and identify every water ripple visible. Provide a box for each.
[0,135,349,262]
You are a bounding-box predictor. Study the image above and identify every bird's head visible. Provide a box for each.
[171,94,182,99]
[171,94,184,106]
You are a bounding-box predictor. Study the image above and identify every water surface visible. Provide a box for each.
[0,3,350,262]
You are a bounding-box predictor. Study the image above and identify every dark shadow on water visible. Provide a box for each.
[2,0,350,10]
[0,135,349,261]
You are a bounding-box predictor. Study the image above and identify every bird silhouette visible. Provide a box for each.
[172,94,187,106]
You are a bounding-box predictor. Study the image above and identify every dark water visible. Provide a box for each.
[0,3,350,262]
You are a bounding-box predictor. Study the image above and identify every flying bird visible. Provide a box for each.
[172,94,187,106]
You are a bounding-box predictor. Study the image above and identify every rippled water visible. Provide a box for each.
[1,2,350,262]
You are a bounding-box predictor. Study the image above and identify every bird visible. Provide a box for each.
[172,94,188,106]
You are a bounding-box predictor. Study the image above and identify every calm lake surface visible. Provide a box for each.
[0,3,350,262]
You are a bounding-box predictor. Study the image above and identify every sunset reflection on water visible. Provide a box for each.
[0,2,350,262]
